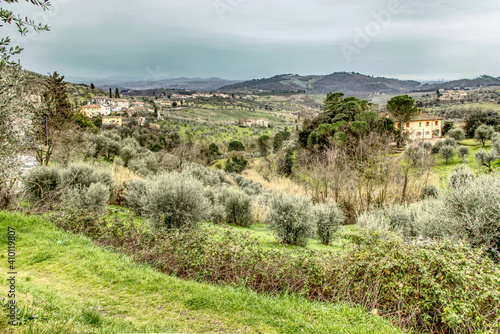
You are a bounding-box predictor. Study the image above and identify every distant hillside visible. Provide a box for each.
[218,72,421,98]
[22,69,107,105]
[414,75,500,92]
[94,77,242,92]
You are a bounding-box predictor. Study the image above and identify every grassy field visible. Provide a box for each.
[432,139,500,186]
[105,205,344,252]
[0,211,401,334]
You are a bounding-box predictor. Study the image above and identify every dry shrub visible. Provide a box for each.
[252,197,269,224]
[110,163,141,205]
[241,164,306,196]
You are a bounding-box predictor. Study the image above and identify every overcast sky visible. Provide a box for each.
[6,0,500,83]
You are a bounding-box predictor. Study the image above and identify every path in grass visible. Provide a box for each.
[0,211,401,334]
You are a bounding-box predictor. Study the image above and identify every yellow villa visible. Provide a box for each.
[81,104,101,118]
[396,113,443,140]
[102,116,122,127]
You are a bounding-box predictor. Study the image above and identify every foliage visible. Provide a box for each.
[386,95,419,148]
[119,145,137,167]
[141,172,210,230]
[439,145,455,164]
[257,135,271,157]
[224,156,248,174]
[266,192,314,246]
[474,124,495,147]
[223,188,253,227]
[464,109,500,138]
[24,164,112,207]
[33,72,74,165]
[0,65,33,188]
[447,128,465,141]
[313,201,345,245]
[443,173,500,261]
[62,182,110,215]
[475,149,496,172]
[125,179,148,215]
[441,121,454,136]
[228,140,245,152]
[457,146,470,162]
[443,137,457,147]
[277,153,294,176]
[420,185,438,199]
[321,92,370,123]
[52,210,500,334]
[24,166,61,201]
[359,171,500,262]
[0,0,50,65]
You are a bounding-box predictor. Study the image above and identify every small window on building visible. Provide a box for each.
[417,132,422,136]
[406,123,409,128]
[419,122,421,127]
[425,131,430,135]
[426,122,429,127]
[435,121,438,126]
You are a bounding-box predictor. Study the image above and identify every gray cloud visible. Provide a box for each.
[9,0,500,82]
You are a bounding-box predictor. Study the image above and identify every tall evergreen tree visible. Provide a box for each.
[387,95,419,148]
[109,87,112,98]
[33,71,73,165]
[90,82,95,90]
[114,88,120,98]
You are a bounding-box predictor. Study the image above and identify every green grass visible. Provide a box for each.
[432,140,500,186]
[106,205,347,252]
[0,211,401,333]
[208,223,347,252]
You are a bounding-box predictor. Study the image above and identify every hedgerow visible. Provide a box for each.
[53,212,500,334]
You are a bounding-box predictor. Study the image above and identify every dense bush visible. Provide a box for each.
[25,164,112,204]
[223,188,253,227]
[231,174,262,196]
[447,128,465,141]
[443,137,457,147]
[62,183,110,214]
[431,140,445,154]
[313,201,344,245]
[448,166,475,189]
[141,172,210,230]
[420,185,438,199]
[228,140,245,152]
[443,173,500,261]
[24,167,61,201]
[60,164,113,190]
[224,156,248,174]
[266,192,314,246]
[125,179,148,215]
[359,171,500,262]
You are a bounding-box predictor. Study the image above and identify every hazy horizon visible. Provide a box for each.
[6,0,500,83]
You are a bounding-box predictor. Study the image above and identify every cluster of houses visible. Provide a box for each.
[242,119,270,128]
[80,97,157,128]
[438,89,468,101]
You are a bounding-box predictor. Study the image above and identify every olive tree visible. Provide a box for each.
[474,125,494,147]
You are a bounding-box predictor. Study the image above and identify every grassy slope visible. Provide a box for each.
[0,212,401,334]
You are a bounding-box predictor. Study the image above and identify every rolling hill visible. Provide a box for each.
[217,72,421,98]
[412,75,500,92]
[93,77,242,92]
